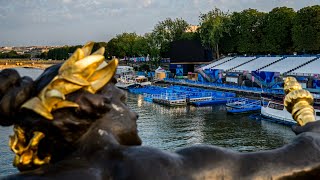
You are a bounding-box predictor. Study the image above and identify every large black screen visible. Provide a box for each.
[169,40,212,63]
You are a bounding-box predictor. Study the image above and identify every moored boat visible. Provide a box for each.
[260,93,320,125]
[116,75,151,90]
[134,76,152,87]
[226,98,261,114]
[115,75,136,90]
[115,66,136,90]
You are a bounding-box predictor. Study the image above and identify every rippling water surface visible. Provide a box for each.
[131,94,295,152]
[0,68,296,176]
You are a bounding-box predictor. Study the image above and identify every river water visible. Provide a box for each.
[0,68,296,176]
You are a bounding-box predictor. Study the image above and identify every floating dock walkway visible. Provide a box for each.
[129,85,236,107]
[226,98,261,114]
[127,78,283,108]
[160,78,284,98]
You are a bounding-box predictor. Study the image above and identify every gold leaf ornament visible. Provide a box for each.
[21,42,119,120]
[9,126,51,169]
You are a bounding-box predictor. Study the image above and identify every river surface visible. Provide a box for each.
[0,68,296,176]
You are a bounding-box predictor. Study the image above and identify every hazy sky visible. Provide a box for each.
[1,0,319,46]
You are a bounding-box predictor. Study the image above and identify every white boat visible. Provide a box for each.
[115,80,136,90]
[115,66,138,90]
[116,75,151,90]
[116,66,135,77]
[260,93,320,125]
[135,76,152,87]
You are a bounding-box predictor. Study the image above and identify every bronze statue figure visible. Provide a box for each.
[1,42,320,179]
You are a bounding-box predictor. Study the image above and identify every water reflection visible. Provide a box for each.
[11,67,44,79]
[137,95,144,107]
[0,127,18,175]
[127,92,295,152]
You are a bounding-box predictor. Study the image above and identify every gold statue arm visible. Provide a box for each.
[284,77,316,126]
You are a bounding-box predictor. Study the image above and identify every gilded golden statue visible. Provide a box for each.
[1,42,320,179]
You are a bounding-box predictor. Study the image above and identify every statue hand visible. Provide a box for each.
[0,69,34,126]
[291,120,320,135]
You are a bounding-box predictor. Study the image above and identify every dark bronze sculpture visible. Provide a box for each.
[1,42,320,179]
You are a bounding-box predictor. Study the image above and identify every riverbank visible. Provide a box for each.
[0,59,64,70]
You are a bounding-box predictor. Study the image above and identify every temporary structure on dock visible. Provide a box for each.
[154,66,166,80]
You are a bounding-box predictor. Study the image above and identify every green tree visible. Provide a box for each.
[180,32,200,41]
[0,50,29,59]
[152,18,189,57]
[292,5,320,53]
[145,33,161,67]
[38,52,47,59]
[262,7,296,54]
[92,42,108,57]
[198,8,230,59]
[233,9,266,54]
[46,45,81,60]
[106,33,139,58]
[107,38,122,58]
[132,36,149,57]
[218,12,240,55]
[118,33,139,57]
[7,50,19,58]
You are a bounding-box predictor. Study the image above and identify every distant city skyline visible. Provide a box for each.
[1,0,319,46]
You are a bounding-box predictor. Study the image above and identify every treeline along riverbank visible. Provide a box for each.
[0,59,64,69]
[39,5,320,62]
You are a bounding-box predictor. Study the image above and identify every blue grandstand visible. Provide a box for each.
[197,55,320,89]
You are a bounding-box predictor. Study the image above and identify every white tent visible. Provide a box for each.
[155,66,165,73]
[155,66,166,80]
